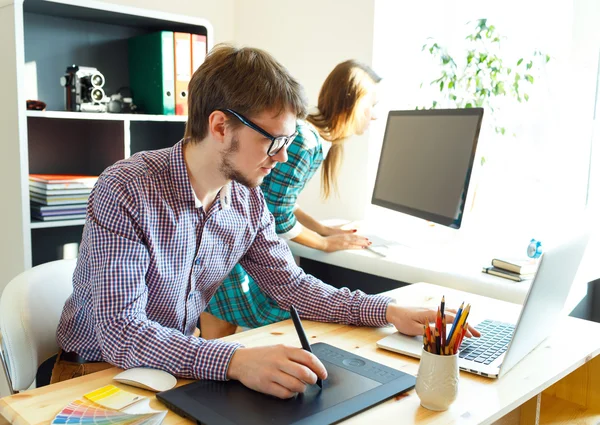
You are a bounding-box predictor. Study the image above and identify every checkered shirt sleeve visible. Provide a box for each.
[240,189,392,327]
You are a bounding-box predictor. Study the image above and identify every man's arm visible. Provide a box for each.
[239,188,391,327]
[86,178,241,380]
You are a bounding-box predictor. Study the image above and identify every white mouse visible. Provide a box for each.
[113,367,177,392]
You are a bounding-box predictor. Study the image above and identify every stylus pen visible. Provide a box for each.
[290,305,323,388]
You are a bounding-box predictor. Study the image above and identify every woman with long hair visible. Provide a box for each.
[201,60,382,338]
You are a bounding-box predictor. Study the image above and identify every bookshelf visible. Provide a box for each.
[0,0,213,290]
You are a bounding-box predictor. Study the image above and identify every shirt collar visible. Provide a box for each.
[193,183,231,210]
[170,140,231,210]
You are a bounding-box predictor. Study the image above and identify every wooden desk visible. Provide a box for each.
[1,283,599,425]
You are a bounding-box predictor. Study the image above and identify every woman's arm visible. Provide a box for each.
[293,207,327,235]
[291,211,370,252]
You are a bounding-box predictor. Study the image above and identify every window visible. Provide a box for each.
[371,0,599,241]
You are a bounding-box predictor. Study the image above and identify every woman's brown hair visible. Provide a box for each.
[307,60,381,199]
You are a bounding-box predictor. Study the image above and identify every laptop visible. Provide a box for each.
[377,229,590,378]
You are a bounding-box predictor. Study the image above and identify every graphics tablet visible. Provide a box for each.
[157,342,415,425]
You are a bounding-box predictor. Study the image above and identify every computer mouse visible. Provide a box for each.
[113,367,177,392]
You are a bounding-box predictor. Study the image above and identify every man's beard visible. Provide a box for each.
[219,136,262,188]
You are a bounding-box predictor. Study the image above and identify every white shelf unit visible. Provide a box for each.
[0,0,213,288]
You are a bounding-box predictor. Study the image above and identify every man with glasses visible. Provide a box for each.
[53,44,477,398]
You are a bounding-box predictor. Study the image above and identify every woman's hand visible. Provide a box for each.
[323,234,370,252]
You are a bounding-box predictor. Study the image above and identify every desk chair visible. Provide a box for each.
[0,259,76,393]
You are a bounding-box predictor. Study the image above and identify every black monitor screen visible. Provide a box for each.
[372,108,483,229]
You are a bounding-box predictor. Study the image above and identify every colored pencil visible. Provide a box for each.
[435,307,442,355]
[441,314,447,351]
[447,302,464,344]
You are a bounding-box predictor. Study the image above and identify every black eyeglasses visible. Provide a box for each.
[218,108,298,157]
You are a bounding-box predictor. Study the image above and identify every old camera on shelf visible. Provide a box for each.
[60,65,109,112]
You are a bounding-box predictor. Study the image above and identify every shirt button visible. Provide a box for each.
[195,258,201,265]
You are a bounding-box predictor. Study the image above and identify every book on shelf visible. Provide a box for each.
[30,203,87,213]
[30,194,89,205]
[30,186,92,196]
[482,266,535,282]
[491,257,539,275]
[31,206,86,216]
[29,174,98,189]
[31,213,86,222]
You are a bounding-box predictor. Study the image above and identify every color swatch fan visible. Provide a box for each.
[51,385,167,425]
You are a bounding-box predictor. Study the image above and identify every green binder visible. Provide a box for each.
[128,31,175,115]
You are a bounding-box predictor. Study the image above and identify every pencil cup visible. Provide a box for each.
[415,348,459,411]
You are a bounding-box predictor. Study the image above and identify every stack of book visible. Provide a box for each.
[482,257,539,282]
[29,174,98,222]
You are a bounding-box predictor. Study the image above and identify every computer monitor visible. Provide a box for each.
[371,108,484,229]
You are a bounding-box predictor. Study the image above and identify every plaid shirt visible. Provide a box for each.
[57,140,392,381]
[206,121,329,327]
[262,120,324,238]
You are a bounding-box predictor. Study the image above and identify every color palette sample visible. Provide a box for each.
[52,386,167,425]
[85,385,145,410]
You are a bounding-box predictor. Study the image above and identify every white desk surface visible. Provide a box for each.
[289,240,531,305]
[287,217,599,307]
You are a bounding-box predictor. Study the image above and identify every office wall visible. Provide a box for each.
[96,0,236,43]
[98,0,376,222]
[233,0,376,222]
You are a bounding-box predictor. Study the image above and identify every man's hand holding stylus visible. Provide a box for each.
[227,345,328,399]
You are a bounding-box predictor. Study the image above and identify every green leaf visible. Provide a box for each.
[524,74,534,83]
[524,93,529,101]
[465,103,473,108]
[440,81,444,91]
[545,54,551,63]
[517,58,523,66]
[480,156,486,166]
[526,61,533,70]
[432,100,438,108]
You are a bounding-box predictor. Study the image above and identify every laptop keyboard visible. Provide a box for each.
[458,320,515,365]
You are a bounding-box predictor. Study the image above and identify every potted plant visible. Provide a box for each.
[420,18,550,165]
[419,19,550,216]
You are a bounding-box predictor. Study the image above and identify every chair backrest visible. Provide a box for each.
[0,259,76,392]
